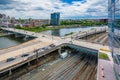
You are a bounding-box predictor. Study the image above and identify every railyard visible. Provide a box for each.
[78,32,108,45]
[17,48,97,80]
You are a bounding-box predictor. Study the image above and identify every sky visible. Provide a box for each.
[0,0,108,19]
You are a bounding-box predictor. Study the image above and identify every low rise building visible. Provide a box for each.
[22,19,49,28]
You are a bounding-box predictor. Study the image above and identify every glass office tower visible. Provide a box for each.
[50,12,60,26]
[108,0,120,80]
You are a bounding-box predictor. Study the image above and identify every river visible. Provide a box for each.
[41,26,104,37]
[0,35,31,49]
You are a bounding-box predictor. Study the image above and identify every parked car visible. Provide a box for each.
[61,37,65,39]
[21,54,29,57]
[49,44,56,47]
[42,46,49,50]
[69,41,72,44]
[38,49,44,53]
[6,57,15,62]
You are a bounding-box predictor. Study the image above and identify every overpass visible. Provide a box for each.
[0,27,109,75]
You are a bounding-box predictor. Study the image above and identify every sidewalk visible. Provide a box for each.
[97,49,116,80]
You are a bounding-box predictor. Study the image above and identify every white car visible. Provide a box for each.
[61,37,65,39]
[38,49,44,53]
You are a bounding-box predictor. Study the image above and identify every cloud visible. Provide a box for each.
[0,0,108,19]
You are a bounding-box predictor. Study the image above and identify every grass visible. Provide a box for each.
[65,32,74,36]
[15,25,103,32]
[0,33,5,36]
[15,26,69,32]
[99,52,109,60]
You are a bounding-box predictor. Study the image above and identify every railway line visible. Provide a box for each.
[17,52,97,80]
[48,54,84,80]
[71,54,97,80]
[41,53,98,80]
[78,32,108,45]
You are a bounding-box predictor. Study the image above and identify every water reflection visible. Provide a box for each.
[0,35,33,49]
[41,26,104,37]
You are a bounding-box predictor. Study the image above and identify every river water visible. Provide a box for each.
[0,35,29,49]
[41,26,104,37]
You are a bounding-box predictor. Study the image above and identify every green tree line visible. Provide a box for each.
[60,20,108,26]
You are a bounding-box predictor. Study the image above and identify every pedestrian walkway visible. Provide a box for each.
[98,59,116,80]
[97,49,116,80]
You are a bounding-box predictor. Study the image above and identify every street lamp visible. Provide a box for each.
[86,31,87,40]
[95,29,97,36]
[70,35,73,44]
[52,34,53,43]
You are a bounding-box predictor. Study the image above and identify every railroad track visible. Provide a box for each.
[38,53,97,80]
[48,53,97,80]
[93,33,107,43]
[86,33,105,42]
[85,58,97,80]
[78,32,109,46]
[48,54,86,80]
[71,54,97,80]
[52,54,87,80]
[42,54,81,80]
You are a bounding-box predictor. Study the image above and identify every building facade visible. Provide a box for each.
[50,12,60,26]
[108,0,120,80]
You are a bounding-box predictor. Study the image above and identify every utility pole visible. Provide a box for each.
[86,31,87,40]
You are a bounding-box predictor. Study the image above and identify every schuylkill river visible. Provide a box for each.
[41,26,103,37]
[0,35,25,49]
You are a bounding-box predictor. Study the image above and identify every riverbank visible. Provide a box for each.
[15,25,106,32]
[65,32,74,36]
[0,33,5,37]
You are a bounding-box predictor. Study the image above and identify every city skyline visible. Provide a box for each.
[0,0,108,19]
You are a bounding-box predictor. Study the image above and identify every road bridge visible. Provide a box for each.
[0,27,109,76]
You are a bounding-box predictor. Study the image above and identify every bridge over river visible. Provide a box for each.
[0,27,109,76]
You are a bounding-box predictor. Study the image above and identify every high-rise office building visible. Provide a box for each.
[50,12,60,26]
[108,0,120,80]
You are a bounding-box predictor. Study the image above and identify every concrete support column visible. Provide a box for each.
[36,52,39,62]
[24,35,27,41]
[95,29,97,36]
[36,58,39,62]
[15,33,19,38]
[68,50,71,54]
[28,61,30,66]
[65,50,68,53]
[15,34,17,38]
[86,32,87,40]
[58,47,61,55]
[9,69,12,76]
[24,35,29,41]
[6,31,9,34]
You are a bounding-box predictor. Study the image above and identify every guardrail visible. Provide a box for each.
[0,43,98,75]
[0,43,66,74]
[72,28,107,39]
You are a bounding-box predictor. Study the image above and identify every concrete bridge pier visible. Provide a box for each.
[36,52,39,62]
[58,47,61,55]
[85,32,87,40]
[27,61,31,66]
[24,35,29,41]
[9,69,12,76]
[15,33,25,38]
